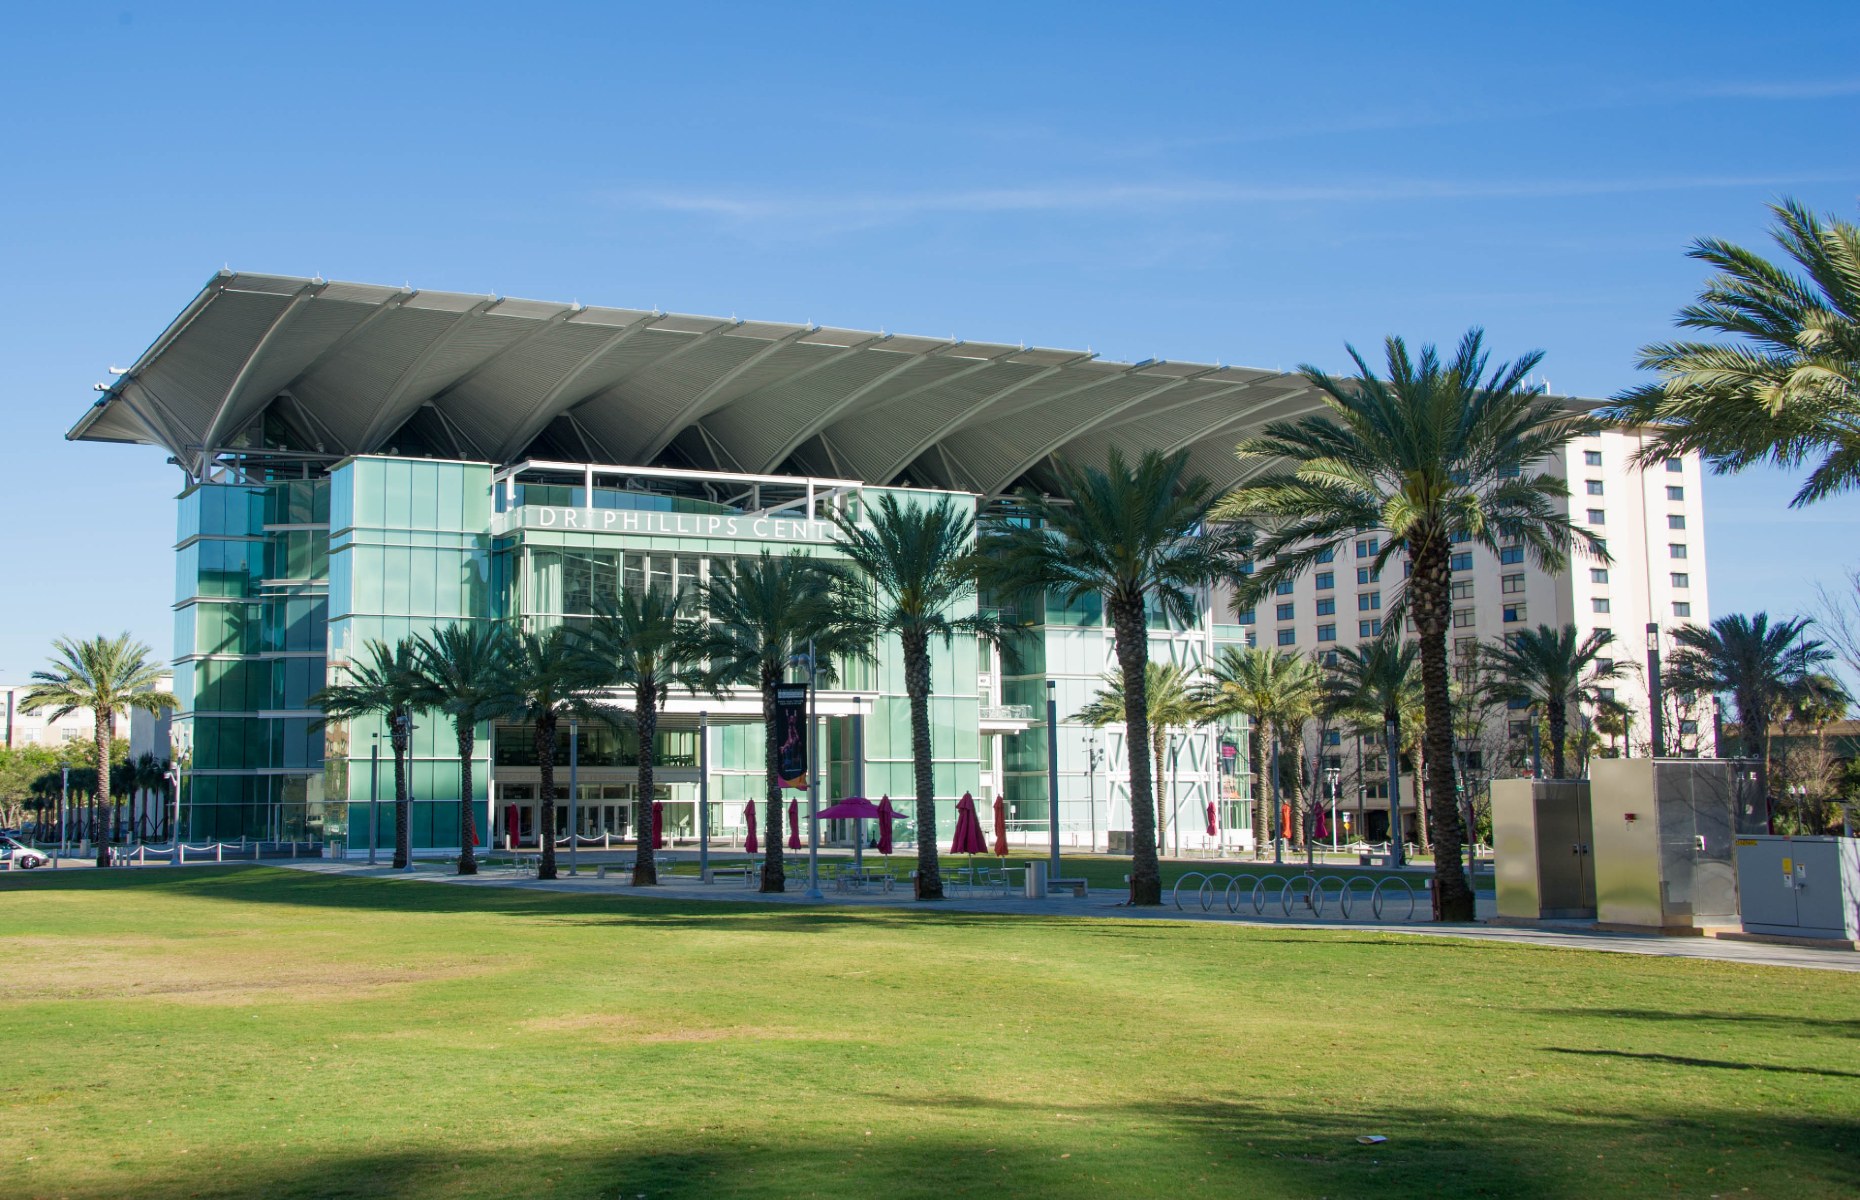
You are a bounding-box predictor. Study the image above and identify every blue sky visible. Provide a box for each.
[2,2,1857,678]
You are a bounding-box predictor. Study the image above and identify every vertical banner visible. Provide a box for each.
[776,684,809,789]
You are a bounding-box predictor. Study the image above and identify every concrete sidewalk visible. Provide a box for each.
[272,857,1860,974]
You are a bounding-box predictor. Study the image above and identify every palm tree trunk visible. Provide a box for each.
[633,680,659,886]
[1249,715,1267,859]
[904,631,943,901]
[1409,539,1474,921]
[1548,702,1569,780]
[1413,736,1431,853]
[760,665,785,893]
[456,720,478,876]
[93,708,112,868]
[391,713,411,869]
[1110,597,1161,904]
[535,711,558,880]
[1153,726,1168,855]
[1288,730,1305,851]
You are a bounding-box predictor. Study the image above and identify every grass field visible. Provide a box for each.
[2,868,1856,1199]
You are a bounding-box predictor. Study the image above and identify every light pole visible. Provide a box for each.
[1085,733,1101,854]
[789,645,823,900]
[368,733,380,866]
[1646,622,1666,758]
[1045,679,1061,880]
[1384,717,1404,868]
[1168,731,1182,859]
[1325,765,1341,855]
[698,710,710,882]
[1270,734,1283,865]
[394,713,417,870]
[567,717,580,876]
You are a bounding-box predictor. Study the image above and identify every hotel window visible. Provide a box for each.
[1320,650,1340,666]
[1455,636,1478,658]
[1680,719,1700,736]
[1450,529,1471,544]
[1277,628,1297,647]
[1276,602,1295,620]
[1324,729,1342,746]
[1598,688,1616,703]
[1501,573,1525,594]
[1671,572,1689,588]
[1668,514,1686,529]
[1674,601,1693,618]
[1593,597,1611,613]
[1584,450,1603,467]
[1500,546,1525,565]
[1587,508,1606,524]
[1315,547,1335,564]
[1316,597,1336,616]
[1503,602,1526,623]
[1585,480,1604,495]
[1315,571,1334,590]
[1498,464,1521,478]
[1667,459,1684,473]
[1590,567,1609,584]
[1359,618,1383,637]
[1452,608,1475,628]
[1667,486,1685,501]
[1236,608,1255,625]
[1275,579,1295,595]
[1597,658,1614,674]
[1670,543,1688,559]
[1317,623,1337,642]
[1450,552,1473,571]
[1356,537,1380,558]
[1451,579,1475,600]
[1356,566,1379,585]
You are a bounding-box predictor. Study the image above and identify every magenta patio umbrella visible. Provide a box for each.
[787,798,802,850]
[877,796,898,856]
[744,800,758,855]
[818,796,883,872]
[950,792,988,855]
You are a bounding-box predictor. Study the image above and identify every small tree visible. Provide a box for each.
[412,622,517,876]
[312,639,424,868]
[22,634,176,867]
[1201,646,1322,857]
[1482,625,1626,779]
[1664,613,1833,793]
[504,626,614,881]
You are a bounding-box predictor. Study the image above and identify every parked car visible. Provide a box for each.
[1,837,50,869]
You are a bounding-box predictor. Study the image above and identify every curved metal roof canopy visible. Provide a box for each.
[70,271,1325,494]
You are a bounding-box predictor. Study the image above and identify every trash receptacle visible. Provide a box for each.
[1023,860,1047,898]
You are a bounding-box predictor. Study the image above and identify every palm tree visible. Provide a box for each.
[698,552,869,894]
[981,448,1243,906]
[312,638,424,869]
[22,634,176,867]
[1665,613,1833,788]
[1217,331,1597,920]
[1200,645,1321,858]
[132,753,170,840]
[582,584,711,887]
[1612,200,1860,507]
[1075,661,1203,854]
[831,494,1000,899]
[1321,638,1422,851]
[1481,625,1626,780]
[412,622,516,877]
[504,625,613,881]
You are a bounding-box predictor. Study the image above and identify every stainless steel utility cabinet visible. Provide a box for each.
[1589,758,1765,932]
[1493,779,1595,920]
[1733,835,1860,942]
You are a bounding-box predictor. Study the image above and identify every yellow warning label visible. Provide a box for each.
[1735,838,1758,846]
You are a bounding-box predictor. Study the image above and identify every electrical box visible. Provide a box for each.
[1589,758,1765,933]
[1493,779,1595,920]
[1733,835,1860,943]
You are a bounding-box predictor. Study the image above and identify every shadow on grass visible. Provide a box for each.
[1545,1047,1860,1079]
[34,1099,1859,1200]
[1541,1007,1860,1037]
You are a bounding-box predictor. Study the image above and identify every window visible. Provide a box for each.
[1501,573,1526,594]
[1315,547,1335,564]
[1680,719,1700,736]
[1667,486,1685,501]
[1355,537,1380,558]
[1586,480,1604,495]
[1668,514,1686,530]
[1597,658,1614,674]
[1451,579,1475,600]
[1587,508,1606,524]
[1674,601,1693,618]
[1320,649,1339,666]
[1236,609,1255,625]
[1450,529,1471,544]
[1598,688,1616,703]
[1498,464,1521,478]
[1584,450,1603,467]
[1509,721,1532,738]
[1359,619,1382,637]
[1237,560,1254,576]
[1590,567,1609,584]
[1275,579,1295,595]
[1358,591,1380,611]
[1315,571,1334,590]
[1450,552,1473,571]
[1454,636,1478,658]
[1324,729,1342,746]
[1503,602,1526,623]
[1593,597,1611,613]
[1317,623,1337,642]
[1277,628,1297,647]
[1316,597,1336,616]
[1356,566,1379,585]
[1508,696,1531,711]
[1671,572,1689,588]
[1667,459,1684,473]
[1500,546,1525,565]
[1276,602,1295,621]
[1670,543,1688,559]
[1452,608,1474,628]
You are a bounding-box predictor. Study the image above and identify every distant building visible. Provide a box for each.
[2,685,132,750]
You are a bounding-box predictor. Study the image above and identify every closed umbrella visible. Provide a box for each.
[653,801,665,850]
[1205,800,1218,838]
[877,796,897,856]
[504,804,519,851]
[787,798,802,850]
[992,795,1008,857]
[744,800,758,855]
[950,792,989,893]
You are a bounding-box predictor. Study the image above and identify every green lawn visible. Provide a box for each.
[2,868,1855,1199]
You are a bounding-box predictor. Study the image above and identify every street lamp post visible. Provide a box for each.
[567,717,580,876]
[1384,717,1404,868]
[1046,679,1061,880]
[698,710,710,882]
[789,645,823,901]
[1325,765,1341,854]
[1646,623,1666,758]
[368,734,380,866]
[1270,735,1283,865]
[1085,734,1101,854]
